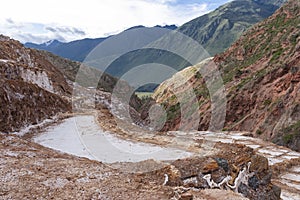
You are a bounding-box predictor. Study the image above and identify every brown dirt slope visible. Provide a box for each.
[0,35,71,133]
[2,134,279,199]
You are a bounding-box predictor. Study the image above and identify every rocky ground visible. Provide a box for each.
[1,93,299,200]
[96,105,300,200]
[1,133,257,200]
[2,103,300,199]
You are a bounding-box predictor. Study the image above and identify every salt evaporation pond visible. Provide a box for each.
[34,115,192,163]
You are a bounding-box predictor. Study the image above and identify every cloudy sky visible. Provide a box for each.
[0,0,231,44]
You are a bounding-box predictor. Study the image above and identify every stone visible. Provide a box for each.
[197,174,210,189]
[260,172,272,186]
[272,185,281,200]
[248,175,259,190]
[250,155,269,174]
[183,177,199,188]
[238,183,251,198]
[211,168,227,184]
[166,165,182,186]
[202,158,219,173]
[215,158,229,172]
[179,192,193,200]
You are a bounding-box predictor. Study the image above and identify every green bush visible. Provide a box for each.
[283,134,294,144]
[256,129,263,135]
[263,99,272,106]
[280,121,300,144]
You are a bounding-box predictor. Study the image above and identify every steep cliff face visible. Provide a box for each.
[0,35,71,133]
[153,0,300,150]
[215,0,300,145]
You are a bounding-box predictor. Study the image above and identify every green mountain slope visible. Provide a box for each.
[24,25,177,62]
[39,50,132,94]
[179,0,286,55]
[24,1,285,94]
[92,0,285,90]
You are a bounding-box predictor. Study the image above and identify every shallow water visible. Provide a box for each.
[34,115,192,163]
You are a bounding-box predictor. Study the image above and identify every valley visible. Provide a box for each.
[1,0,299,199]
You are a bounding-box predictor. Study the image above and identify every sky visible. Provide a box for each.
[0,0,231,44]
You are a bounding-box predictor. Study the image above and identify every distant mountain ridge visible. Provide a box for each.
[25,25,178,62]
[24,0,286,83]
[25,37,107,62]
[95,0,285,87]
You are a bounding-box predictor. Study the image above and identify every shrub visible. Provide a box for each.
[263,99,272,106]
[283,134,294,144]
[256,129,263,135]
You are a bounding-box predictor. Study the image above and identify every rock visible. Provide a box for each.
[183,173,216,189]
[238,182,281,200]
[179,192,193,200]
[259,172,272,186]
[166,165,182,186]
[248,175,259,190]
[271,184,281,200]
[249,154,273,192]
[238,183,251,198]
[211,168,227,184]
[196,189,249,200]
[202,158,219,173]
[197,176,210,189]
[255,185,281,200]
[236,154,252,166]
[214,158,229,172]
[183,177,199,188]
[250,155,269,174]
[229,164,239,185]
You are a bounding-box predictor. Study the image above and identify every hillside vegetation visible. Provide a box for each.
[179,0,286,55]
[153,0,300,151]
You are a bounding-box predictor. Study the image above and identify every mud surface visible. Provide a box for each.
[1,133,251,200]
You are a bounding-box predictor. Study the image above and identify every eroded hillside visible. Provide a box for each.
[0,35,71,133]
[153,0,300,151]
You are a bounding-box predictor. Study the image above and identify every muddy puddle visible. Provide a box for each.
[34,115,192,163]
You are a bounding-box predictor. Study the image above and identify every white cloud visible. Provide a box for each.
[0,0,218,43]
